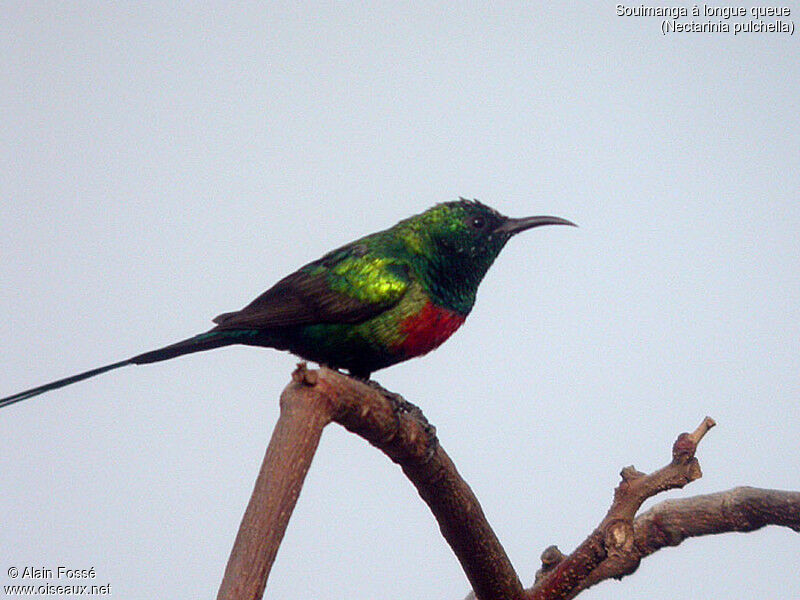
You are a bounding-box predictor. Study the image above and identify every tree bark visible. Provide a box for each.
[217,371,333,600]
[217,367,800,600]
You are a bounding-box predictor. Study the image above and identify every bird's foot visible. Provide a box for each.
[365,380,438,461]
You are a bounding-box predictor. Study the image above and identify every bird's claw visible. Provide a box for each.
[365,381,438,462]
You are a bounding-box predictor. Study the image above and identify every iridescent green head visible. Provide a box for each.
[393,198,576,314]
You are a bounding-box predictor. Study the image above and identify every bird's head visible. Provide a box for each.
[395,198,576,313]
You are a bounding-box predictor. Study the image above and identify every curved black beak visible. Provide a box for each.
[494,215,577,236]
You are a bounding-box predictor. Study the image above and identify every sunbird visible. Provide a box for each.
[1,199,575,408]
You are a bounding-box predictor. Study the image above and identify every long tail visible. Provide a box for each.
[0,331,237,410]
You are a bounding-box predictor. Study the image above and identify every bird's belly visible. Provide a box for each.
[267,299,466,375]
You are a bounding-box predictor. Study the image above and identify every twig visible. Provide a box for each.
[634,486,800,556]
[529,417,716,600]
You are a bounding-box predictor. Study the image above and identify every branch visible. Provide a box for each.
[217,369,334,600]
[529,417,715,599]
[218,365,523,600]
[528,418,800,598]
[216,369,800,600]
[633,486,800,556]
[531,486,800,599]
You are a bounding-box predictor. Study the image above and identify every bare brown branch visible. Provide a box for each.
[307,366,525,600]
[529,485,800,600]
[634,486,800,557]
[529,417,716,600]
[217,368,334,600]
[216,371,799,600]
[218,365,522,600]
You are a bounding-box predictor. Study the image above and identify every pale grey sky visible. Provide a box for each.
[2,3,798,599]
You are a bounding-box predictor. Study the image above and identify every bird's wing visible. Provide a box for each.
[212,245,410,329]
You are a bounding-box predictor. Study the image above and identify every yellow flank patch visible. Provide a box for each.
[332,257,407,304]
[401,230,424,254]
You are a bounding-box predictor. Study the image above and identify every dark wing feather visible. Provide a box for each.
[212,247,409,330]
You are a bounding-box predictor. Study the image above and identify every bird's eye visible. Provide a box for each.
[470,217,486,229]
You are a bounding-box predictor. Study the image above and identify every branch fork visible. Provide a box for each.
[216,369,798,600]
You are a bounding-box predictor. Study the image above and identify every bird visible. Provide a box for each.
[1,198,575,409]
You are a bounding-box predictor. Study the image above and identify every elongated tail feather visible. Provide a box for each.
[128,331,236,364]
[0,360,133,409]
[1,331,240,409]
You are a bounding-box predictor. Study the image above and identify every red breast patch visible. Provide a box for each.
[396,301,466,358]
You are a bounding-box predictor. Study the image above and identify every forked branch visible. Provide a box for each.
[529,419,800,599]
[217,368,800,600]
[529,417,715,599]
[217,365,521,600]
